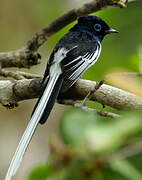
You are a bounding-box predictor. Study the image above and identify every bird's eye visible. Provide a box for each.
[94,24,101,31]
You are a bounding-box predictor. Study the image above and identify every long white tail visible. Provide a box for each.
[5,74,62,180]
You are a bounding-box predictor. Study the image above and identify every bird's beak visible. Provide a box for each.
[105,28,118,34]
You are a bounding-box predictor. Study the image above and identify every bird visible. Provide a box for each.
[5,16,118,180]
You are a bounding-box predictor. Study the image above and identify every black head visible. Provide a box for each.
[71,16,118,41]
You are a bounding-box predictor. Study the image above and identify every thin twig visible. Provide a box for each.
[15,71,41,79]
[96,109,120,118]
[0,69,41,80]
[0,69,25,80]
[107,72,142,78]
[76,104,120,118]
[58,99,120,118]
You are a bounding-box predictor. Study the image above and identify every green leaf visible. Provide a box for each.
[28,165,53,180]
[60,108,98,145]
[86,112,142,153]
[61,108,142,154]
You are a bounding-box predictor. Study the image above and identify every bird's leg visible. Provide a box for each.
[78,79,105,108]
[58,79,105,110]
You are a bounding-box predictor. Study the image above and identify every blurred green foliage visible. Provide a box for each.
[29,109,142,180]
[29,165,53,180]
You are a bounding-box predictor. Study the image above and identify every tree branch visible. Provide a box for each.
[0,0,138,111]
[58,99,120,118]
[0,78,141,110]
[62,79,142,110]
[0,48,41,68]
[27,0,126,51]
[0,0,127,68]
[0,69,41,80]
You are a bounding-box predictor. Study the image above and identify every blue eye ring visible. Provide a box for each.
[94,23,101,31]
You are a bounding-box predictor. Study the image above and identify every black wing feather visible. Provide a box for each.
[61,41,101,92]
